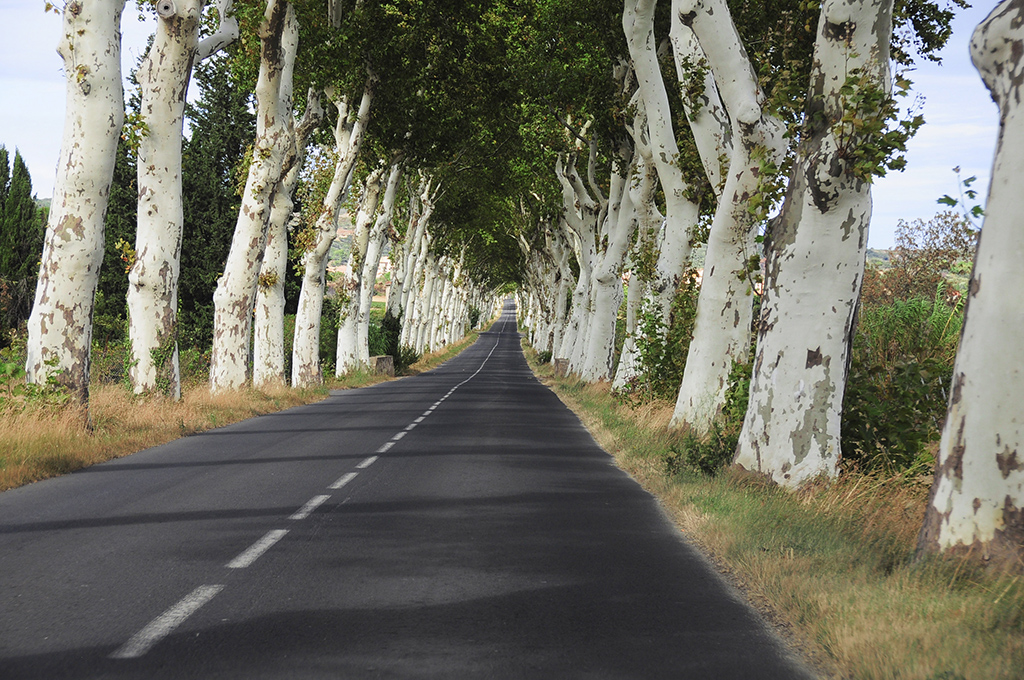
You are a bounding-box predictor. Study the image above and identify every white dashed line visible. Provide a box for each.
[391,431,407,442]
[376,441,394,454]
[227,529,289,569]
[356,455,378,469]
[110,584,224,659]
[404,422,417,431]
[414,416,426,423]
[329,472,358,489]
[289,494,331,520]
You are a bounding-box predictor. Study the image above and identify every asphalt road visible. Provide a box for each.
[0,301,815,679]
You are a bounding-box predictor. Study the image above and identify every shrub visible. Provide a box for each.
[537,350,553,364]
[842,295,963,473]
[627,269,700,402]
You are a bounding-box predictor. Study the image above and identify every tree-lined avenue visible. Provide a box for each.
[0,301,812,678]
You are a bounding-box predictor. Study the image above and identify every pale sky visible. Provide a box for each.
[0,1,999,248]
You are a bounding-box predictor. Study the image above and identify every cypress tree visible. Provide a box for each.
[0,150,44,332]
[0,146,9,215]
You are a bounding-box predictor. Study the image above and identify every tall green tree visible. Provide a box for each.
[0,149,45,335]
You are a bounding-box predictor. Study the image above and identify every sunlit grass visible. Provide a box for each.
[0,321,496,492]
[524,343,1024,680]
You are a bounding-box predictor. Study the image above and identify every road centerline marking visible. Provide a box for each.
[414,416,426,423]
[227,529,289,569]
[376,441,394,454]
[391,431,406,442]
[356,455,378,469]
[110,584,224,659]
[329,472,358,489]
[290,495,331,520]
[404,422,417,431]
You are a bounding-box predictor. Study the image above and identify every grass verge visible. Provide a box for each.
[0,323,494,493]
[523,344,1024,680]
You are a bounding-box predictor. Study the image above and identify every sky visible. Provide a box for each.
[0,1,1000,249]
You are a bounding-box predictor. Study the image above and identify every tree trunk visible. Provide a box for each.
[291,81,374,387]
[333,165,385,376]
[581,151,634,382]
[27,0,127,407]
[623,0,698,326]
[669,0,786,433]
[357,163,403,365]
[128,0,236,398]
[917,0,1024,569]
[613,129,661,390]
[253,90,323,387]
[734,0,894,486]
[209,0,296,392]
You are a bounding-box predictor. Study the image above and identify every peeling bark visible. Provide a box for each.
[253,89,323,387]
[669,0,787,433]
[917,0,1024,569]
[291,79,374,387]
[27,0,127,408]
[129,0,237,399]
[733,0,894,487]
[209,0,295,392]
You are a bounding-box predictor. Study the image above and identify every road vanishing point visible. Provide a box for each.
[0,301,815,679]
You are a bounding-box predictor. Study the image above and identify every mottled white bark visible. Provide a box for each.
[555,153,601,373]
[357,162,403,365]
[556,220,588,362]
[253,89,323,387]
[549,226,574,359]
[623,0,698,324]
[400,226,432,347]
[581,147,634,382]
[670,0,787,433]
[734,0,894,486]
[27,0,127,406]
[209,0,296,392]
[918,0,1024,567]
[292,80,374,387]
[334,165,385,375]
[613,126,661,390]
[127,0,237,398]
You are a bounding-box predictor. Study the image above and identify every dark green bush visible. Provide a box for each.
[627,269,700,402]
[841,296,963,473]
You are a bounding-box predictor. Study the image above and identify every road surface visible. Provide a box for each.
[0,301,814,679]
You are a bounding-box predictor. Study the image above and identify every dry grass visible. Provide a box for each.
[525,344,1024,680]
[0,326,491,493]
[0,382,329,492]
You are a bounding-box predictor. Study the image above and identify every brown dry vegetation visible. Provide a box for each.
[526,347,1024,680]
[0,328,488,493]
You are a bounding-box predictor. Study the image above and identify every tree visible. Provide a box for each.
[27,0,128,407]
[733,0,900,486]
[662,0,786,435]
[917,0,1024,569]
[210,0,298,391]
[179,52,258,352]
[0,149,44,333]
[94,136,137,345]
[127,0,237,398]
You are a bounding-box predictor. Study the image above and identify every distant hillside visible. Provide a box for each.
[866,248,892,267]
